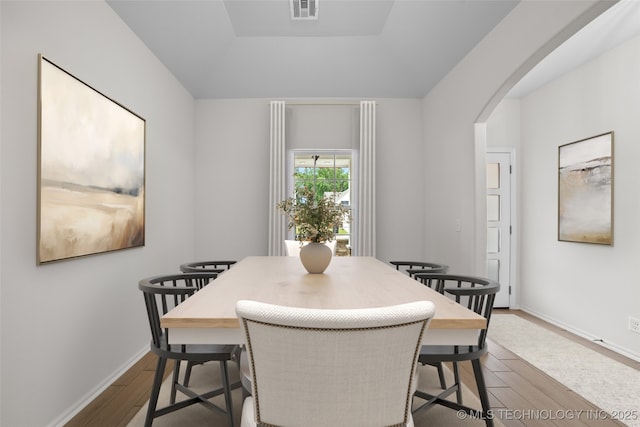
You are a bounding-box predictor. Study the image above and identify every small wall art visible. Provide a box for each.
[37,55,146,263]
[558,132,613,245]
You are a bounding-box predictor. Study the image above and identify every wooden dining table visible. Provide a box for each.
[161,256,486,346]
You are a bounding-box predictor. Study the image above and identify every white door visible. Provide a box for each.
[486,151,512,308]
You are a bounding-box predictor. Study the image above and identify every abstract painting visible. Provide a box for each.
[558,132,613,245]
[37,55,146,263]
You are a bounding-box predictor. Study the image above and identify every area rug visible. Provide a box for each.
[128,361,503,426]
[489,314,640,427]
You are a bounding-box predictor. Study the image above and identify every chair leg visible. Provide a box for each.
[471,358,494,427]
[184,361,195,387]
[219,360,235,427]
[145,356,167,427]
[237,345,252,400]
[170,360,182,404]
[452,362,463,404]
[435,362,447,389]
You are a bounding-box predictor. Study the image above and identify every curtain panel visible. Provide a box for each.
[268,100,286,256]
[355,100,376,256]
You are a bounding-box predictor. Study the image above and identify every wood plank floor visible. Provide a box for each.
[65,309,639,426]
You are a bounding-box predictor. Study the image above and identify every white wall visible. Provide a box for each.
[288,104,359,150]
[421,0,611,275]
[194,100,270,258]
[515,33,640,359]
[375,99,425,263]
[0,2,196,425]
[193,99,425,263]
[487,99,521,150]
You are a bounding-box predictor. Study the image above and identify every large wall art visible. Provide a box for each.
[37,55,146,264]
[558,132,613,245]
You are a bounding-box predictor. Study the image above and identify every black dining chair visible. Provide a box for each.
[139,273,239,427]
[411,274,499,427]
[411,272,449,292]
[391,261,449,388]
[178,261,240,389]
[180,259,249,401]
[389,261,449,277]
[180,260,237,274]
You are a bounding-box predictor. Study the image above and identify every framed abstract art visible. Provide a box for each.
[558,132,613,245]
[37,55,146,263]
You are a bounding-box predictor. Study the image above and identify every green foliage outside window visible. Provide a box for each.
[294,166,350,198]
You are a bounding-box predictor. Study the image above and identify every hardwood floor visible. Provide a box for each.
[64,355,175,427]
[65,309,638,426]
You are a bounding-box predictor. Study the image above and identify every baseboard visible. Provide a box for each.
[49,345,149,427]
[518,306,640,363]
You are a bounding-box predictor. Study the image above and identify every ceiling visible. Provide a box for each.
[107,0,518,99]
[107,0,640,101]
[508,0,640,98]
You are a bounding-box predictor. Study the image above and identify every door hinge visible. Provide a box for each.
[509,285,512,295]
[509,164,513,174]
[509,225,512,234]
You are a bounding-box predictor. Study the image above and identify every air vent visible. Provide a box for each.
[290,0,318,20]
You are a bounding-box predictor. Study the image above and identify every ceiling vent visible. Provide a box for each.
[290,0,318,20]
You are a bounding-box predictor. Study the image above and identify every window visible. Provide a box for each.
[269,100,375,257]
[290,150,352,256]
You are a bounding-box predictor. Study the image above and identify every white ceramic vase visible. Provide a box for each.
[299,242,332,274]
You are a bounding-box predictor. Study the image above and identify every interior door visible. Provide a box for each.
[486,151,511,308]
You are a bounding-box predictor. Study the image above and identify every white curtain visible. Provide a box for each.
[268,101,286,256]
[355,100,376,256]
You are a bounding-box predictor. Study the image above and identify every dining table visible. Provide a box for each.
[161,256,487,346]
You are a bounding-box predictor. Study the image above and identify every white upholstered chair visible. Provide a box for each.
[284,239,303,256]
[284,239,337,256]
[236,299,436,427]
